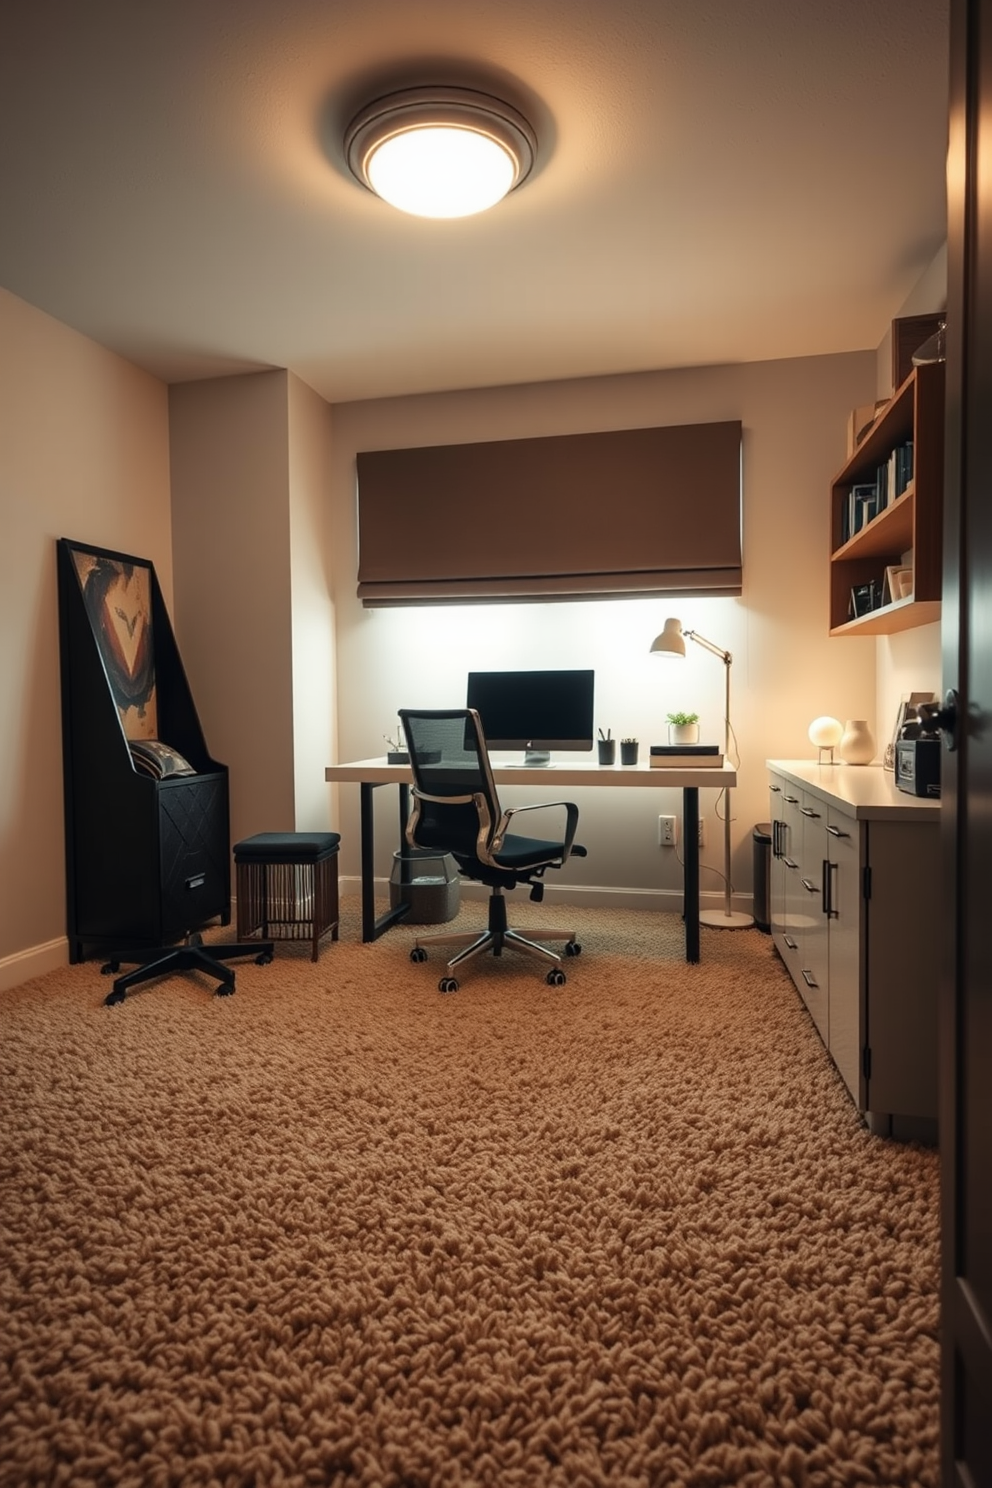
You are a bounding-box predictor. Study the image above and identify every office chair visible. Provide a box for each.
[398,708,587,993]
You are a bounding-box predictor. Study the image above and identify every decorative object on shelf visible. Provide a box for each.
[808,716,843,765]
[910,319,947,369]
[893,312,945,387]
[883,691,939,770]
[650,618,751,929]
[666,711,700,745]
[597,729,616,765]
[839,719,876,765]
[620,738,639,765]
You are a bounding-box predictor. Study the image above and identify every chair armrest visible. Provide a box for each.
[493,800,580,861]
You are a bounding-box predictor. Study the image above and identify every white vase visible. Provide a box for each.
[839,719,875,765]
[669,723,700,746]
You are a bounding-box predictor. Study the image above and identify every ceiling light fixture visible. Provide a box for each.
[344,86,537,219]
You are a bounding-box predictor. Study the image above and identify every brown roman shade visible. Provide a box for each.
[356,420,742,605]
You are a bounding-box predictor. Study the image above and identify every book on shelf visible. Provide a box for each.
[128,739,197,779]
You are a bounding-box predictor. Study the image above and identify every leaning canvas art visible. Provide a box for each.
[71,547,158,739]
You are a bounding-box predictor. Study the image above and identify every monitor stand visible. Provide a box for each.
[522,747,551,767]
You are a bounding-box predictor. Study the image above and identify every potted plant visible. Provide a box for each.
[666,711,700,746]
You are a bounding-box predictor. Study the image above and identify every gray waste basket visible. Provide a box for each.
[752,822,772,933]
[389,849,461,924]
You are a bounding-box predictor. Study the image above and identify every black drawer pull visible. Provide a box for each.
[800,807,820,818]
[769,784,782,793]
[784,935,798,950]
[801,877,818,894]
[783,794,799,804]
[826,825,850,838]
[185,873,206,891]
[801,969,818,988]
[783,857,798,869]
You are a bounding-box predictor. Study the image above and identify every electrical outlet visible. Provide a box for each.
[659,814,677,847]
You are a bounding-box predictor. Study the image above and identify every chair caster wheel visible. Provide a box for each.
[104,988,126,1007]
[255,953,273,965]
[216,981,235,997]
[546,968,567,987]
[565,941,582,957]
[438,976,459,994]
[410,947,428,963]
[100,961,120,975]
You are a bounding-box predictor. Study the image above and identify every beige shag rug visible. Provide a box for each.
[0,900,938,1487]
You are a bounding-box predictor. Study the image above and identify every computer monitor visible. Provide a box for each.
[466,669,595,766]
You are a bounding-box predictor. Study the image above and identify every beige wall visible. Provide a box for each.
[0,287,171,990]
[329,351,879,913]
[169,370,336,844]
[169,372,297,845]
[287,374,337,831]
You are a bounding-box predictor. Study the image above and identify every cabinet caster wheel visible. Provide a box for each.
[410,947,428,963]
[216,981,235,997]
[100,960,120,975]
[546,968,567,987]
[438,976,459,994]
[104,988,126,1007]
[565,941,582,957]
[255,953,273,965]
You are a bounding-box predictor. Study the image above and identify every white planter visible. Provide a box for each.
[839,719,876,765]
[669,722,700,746]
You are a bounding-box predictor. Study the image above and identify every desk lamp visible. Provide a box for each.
[650,617,753,929]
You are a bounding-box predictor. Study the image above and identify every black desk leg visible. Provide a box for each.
[359,781,411,943]
[682,787,700,963]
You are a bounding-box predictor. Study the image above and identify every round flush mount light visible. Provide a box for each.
[344,86,537,219]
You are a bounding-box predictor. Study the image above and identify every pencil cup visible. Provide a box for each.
[620,740,639,765]
[597,739,616,765]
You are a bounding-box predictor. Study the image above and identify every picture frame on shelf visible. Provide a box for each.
[882,565,914,606]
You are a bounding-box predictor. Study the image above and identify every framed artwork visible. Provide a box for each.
[69,544,158,740]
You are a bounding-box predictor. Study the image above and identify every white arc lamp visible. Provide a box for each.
[650,617,752,929]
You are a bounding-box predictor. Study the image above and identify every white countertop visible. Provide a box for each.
[766,760,940,820]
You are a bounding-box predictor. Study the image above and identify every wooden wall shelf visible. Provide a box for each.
[829,361,944,636]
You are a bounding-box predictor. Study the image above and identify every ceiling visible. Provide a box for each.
[0,0,949,404]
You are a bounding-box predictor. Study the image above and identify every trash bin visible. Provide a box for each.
[752,823,772,934]
[389,849,461,924]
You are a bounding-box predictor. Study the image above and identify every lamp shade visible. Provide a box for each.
[808,716,843,749]
[649,617,686,657]
[344,88,537,219]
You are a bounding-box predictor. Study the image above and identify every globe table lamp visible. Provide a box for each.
[808,716,843,765]
[650,618,752,929]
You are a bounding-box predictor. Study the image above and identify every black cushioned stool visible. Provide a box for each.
[234,832,341,962]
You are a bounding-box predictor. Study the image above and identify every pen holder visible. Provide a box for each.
[620,740,639,765]
[597,738,616,766]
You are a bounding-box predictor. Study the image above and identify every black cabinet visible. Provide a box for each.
[57,538,231,962]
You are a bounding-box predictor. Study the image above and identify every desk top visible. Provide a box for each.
[326,756,737,789]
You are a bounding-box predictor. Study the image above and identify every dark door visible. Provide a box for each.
[941,0,992,1478]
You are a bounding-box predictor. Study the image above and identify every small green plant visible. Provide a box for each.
[621,736,638,744]
[666,711,699,726]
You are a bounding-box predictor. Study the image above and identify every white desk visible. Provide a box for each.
[325,757,737,962]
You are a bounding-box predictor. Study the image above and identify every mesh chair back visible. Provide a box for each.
[399,710,500,861]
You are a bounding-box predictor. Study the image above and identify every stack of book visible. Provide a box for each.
[649,744,724,768]
[839,439,914,546]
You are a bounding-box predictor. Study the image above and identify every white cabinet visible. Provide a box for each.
[768,761,939,1136]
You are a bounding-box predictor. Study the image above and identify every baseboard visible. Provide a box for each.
[339,875,753,917]
[0,937,69,994]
